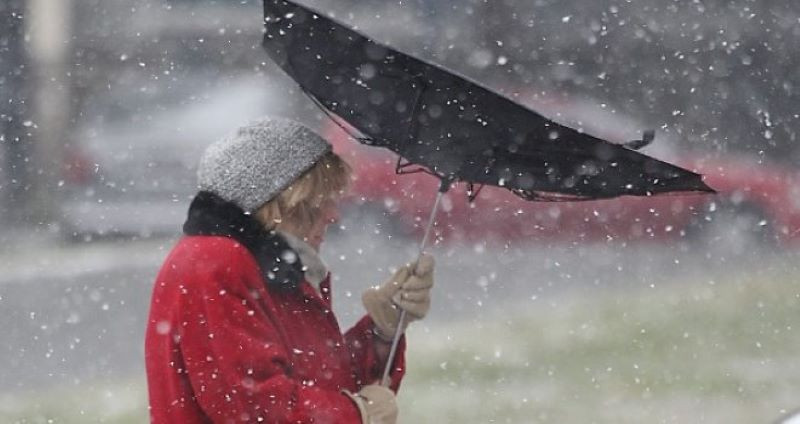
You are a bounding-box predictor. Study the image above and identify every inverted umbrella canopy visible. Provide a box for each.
[262,0,714,201]
[262,0,717,387]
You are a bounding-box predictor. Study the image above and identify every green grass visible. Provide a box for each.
[3,262,799,423]
[0,381,146,424]
[399,263,800,423]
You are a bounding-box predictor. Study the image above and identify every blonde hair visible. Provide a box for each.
[254,151,351,232]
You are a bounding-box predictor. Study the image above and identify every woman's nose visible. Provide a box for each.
[326,207,340,224]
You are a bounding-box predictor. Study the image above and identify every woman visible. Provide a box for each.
[145,117,434,423]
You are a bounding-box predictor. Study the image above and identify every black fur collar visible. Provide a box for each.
[183,191,304,291]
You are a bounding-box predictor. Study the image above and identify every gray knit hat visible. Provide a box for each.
[197,116,332,212]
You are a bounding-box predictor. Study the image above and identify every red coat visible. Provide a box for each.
[145,194,405,423]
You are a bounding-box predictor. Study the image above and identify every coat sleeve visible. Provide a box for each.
[177,246,363,423]
[344,315,406,391]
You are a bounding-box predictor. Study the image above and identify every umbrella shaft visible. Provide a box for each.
[418,187,445,256]
[380,309,408,387]
[381,187,446,386]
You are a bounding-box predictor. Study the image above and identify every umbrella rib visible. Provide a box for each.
[404,78,427,143]
[395,156,436,177]
[467,182,485,202]
[300,84,376,144]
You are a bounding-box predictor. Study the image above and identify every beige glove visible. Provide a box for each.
[343,384,398,424]
[362,254,435,341]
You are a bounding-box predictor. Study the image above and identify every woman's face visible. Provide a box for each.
[301,197,340,251]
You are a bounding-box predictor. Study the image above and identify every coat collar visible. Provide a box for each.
[183,191,305,291]
[277,230,329,294]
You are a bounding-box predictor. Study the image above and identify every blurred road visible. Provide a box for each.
[0,239,168,392]
[1,216,796,393]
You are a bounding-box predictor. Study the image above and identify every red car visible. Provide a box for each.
[324,95,800,249]
[64,74,799,250]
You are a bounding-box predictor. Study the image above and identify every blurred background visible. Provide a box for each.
[1,0,799,422]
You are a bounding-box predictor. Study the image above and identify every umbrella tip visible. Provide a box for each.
[623,129,656,150]
[696,178,717,194]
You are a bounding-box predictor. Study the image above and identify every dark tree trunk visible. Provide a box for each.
[0,0,34,225]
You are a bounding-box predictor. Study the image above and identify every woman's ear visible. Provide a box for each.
[253,202,283,231]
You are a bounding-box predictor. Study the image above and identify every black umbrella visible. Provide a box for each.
[261,0,715,385]
[261,0,713,201]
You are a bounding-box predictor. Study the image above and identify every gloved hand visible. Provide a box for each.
[343,384,398,424]
[362,254,434,341]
